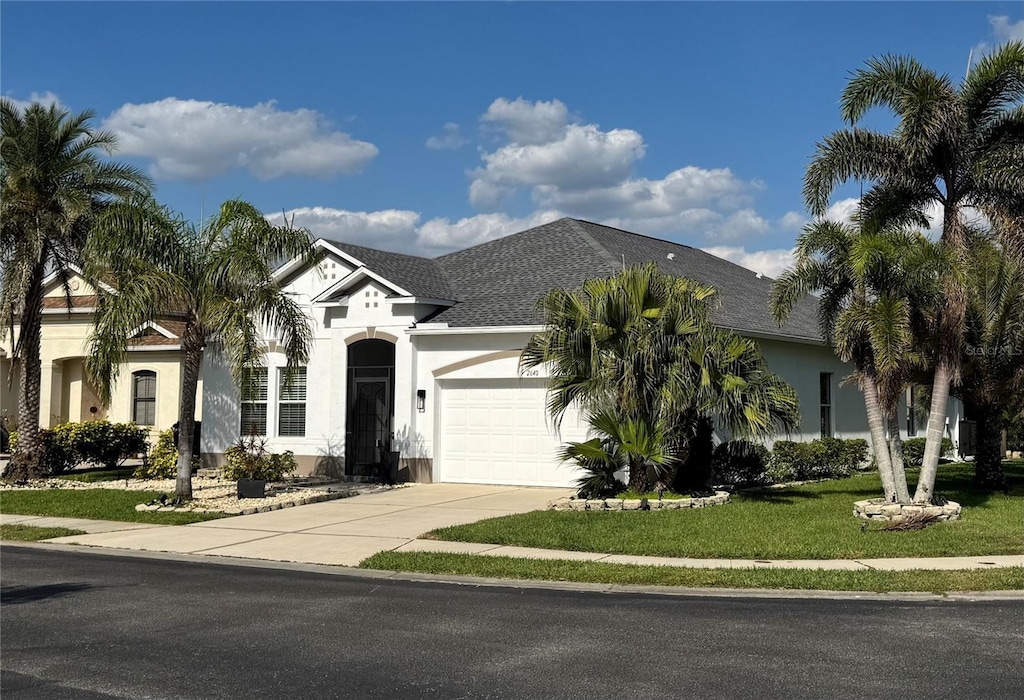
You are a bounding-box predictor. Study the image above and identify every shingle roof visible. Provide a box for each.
[321,218,822,341]
[322,240,454,300]
[428,218,820,340]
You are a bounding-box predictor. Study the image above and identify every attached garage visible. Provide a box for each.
[436,378,589,487]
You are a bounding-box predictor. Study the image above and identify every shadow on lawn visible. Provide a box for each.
[1,582,95,605]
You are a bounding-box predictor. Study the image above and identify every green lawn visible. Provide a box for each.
[360,552,1024,593]
[0,489,226,525]
[425,461,1024,560]
[0,524,86,541]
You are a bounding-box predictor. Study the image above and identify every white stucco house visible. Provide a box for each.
[197,217,965,487]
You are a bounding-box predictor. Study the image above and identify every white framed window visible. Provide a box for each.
[820,372,833,438]
[132,370,156,426]
[278,367,307,437]
[240,368,268,436]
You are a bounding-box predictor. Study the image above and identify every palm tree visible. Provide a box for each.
[803,43,1024,503]
[0,99,151,480]
[958,235,1024,489]
[523,263,799,493]
[772,220,945,503]
[84,198,316,499]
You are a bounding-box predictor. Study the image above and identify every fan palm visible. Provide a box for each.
[523,263,799,493]
[803,43,1024,503]
[84,198,316,499]
[0,99,152,479]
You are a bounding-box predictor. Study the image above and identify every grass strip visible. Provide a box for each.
[0,524,86,541]
[361,551,1024,593]
[0,489,225,525]
[427,462,1024,560]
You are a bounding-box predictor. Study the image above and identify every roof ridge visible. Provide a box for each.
[564,219,621,274]
[573,218,706,254]
[323,238,434,262]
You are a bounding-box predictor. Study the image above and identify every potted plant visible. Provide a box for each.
[223,435,296,499]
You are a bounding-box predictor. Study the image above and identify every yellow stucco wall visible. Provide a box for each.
[0,273,197,439]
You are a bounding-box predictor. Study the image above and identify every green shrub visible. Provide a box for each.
[9,421,148,476]
[712,440,770,486]
[901,437,954,467]
[222,436,296,482]
[134,429,178,479]
[767,437,869,483]
[58,421,148,470]
[8,428,78,474]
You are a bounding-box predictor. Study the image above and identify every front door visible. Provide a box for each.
[348,378,391,475]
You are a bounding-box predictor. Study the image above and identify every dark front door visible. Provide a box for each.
[349,378,391,474]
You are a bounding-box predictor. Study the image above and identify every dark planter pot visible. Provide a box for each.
[237,478,267,499]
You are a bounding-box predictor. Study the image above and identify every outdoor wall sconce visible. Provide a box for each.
[417,389,426,412]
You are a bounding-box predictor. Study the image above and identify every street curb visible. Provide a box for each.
[4,541,1023,603]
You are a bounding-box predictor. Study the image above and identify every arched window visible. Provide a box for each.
[132,370,156,426]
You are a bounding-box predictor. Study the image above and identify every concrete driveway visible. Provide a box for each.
[47,484,571,566]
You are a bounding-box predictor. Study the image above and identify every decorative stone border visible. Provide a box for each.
[853,499,962,522]
[549,491,730,511]
[135,489,361,515]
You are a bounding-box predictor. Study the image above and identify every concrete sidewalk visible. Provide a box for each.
[1,513,165,534]
[3,484,1021,572]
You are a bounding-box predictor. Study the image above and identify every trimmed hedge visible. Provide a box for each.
[9,421,148,475]
[766,437,869,483]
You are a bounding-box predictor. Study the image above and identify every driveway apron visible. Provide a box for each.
[43,484,570,566]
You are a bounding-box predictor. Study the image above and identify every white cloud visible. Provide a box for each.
[104,98,378,180]
[481,97,569,145]
[268,207,420,249]
[6,91,62,112]
[469,97,771,245]
[779,211,807,230]
[702,245,796,280]
[824,197,860,224]
[471,123,646,207]
[418,209,565,250]
[974,15,1024,58]
[425,122,467,151]
[990,15,1024,43]
[269,206,564,254]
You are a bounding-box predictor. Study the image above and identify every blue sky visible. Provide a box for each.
[4,1,1023,276]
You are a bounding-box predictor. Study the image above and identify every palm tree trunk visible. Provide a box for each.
[885,408,910,503]
[174,341,203,500]
[628,458,649,494]
[914,359,952,504]
[7,263,47,481]
[974,404,1006,491]
[862,374,897,502]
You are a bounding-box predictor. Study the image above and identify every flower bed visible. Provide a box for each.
[853,499,962,522]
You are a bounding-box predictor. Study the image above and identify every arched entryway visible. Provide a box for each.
[346,339,396,476]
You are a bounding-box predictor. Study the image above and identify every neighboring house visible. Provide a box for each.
[200,218,964,487]
[0,267,198,443]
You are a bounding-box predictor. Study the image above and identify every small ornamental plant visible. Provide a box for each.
[222,435,296,482]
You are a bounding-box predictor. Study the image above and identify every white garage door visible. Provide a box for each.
[437,378,589,487]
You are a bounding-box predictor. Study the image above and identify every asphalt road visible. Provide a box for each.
[2,547,1022,699]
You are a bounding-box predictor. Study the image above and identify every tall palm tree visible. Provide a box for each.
[803,43,1024,503]
[772,220,945,503]
[522,263,799,493]
[0,99,151,480]
[958,236,1024,489]
[84,198,316,499]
